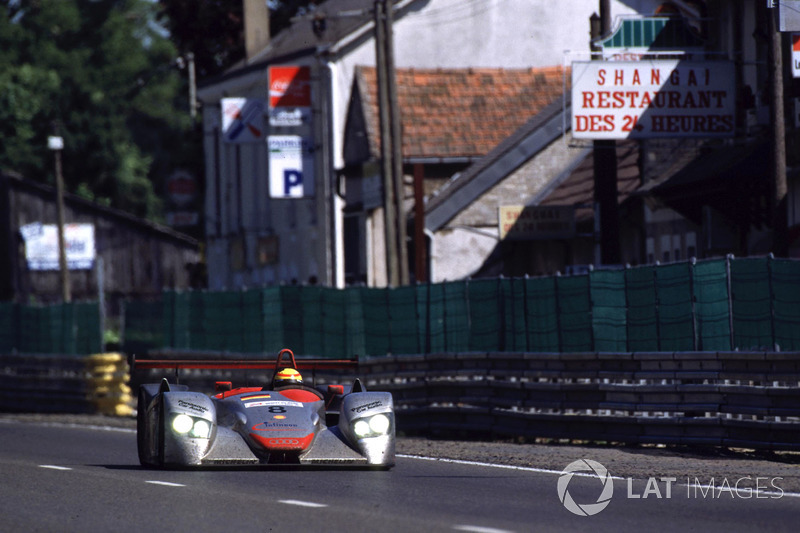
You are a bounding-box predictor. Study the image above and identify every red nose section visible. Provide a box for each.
[249,432,314,452]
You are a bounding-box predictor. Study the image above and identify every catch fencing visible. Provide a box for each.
[124,255,800,358]
[0,301,102,355]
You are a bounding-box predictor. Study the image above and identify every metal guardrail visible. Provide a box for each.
[132,349,800,451]
[0,353,132,416]
[356,351,800,451]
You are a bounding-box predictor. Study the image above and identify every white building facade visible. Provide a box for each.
[197,0,650,289]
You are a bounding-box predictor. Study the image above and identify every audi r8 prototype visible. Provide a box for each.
[134,349,395,468]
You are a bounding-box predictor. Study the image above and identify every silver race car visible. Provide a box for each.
[134,349,395,468]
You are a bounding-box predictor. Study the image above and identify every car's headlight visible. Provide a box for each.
[172,414,212,438]
[172,414,193,433]
[352,413,391,438]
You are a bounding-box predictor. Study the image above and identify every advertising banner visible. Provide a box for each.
[571,60,735,140]
[268,135,314,198]
[268,66,311,127]
[221,98,265,143]
[20,223,96,270]
[498,206,575,241]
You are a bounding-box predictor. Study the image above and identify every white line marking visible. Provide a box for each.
[454,526,515,533]
[39,465,72,471]
[278,499,328,508]
[397,454,800,498]
[146,480,186,487]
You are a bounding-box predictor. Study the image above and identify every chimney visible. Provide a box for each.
[244,0,270,60]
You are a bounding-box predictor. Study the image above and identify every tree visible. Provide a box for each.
[156,0,244,80]
[0,0,195,220]
[157,0,321,81]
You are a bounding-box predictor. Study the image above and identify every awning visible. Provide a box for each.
[642,140,770,228]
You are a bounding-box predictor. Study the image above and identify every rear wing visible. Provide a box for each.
[132,348,358,373]
[132,358,358,371]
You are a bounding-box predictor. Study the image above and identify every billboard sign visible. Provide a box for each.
[268,135,314,198]
[268,66,311,127]
[221,98,265,143]
[498,206,575,241]
[793,34,800,79]
[571,60,735,140]
[20,223,96,270]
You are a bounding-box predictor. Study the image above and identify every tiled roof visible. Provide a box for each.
[539,141,642,223]
[356,65,568,160]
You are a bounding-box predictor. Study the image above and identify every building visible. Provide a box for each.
[346,0,800,282]
[0,171,201,315]
[196,0,645,289]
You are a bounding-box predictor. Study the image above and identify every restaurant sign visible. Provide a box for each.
[571,60,735,140]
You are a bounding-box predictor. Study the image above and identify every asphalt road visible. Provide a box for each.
[1,419,799,533]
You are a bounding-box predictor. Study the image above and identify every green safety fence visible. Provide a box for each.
[0,301,102,355]
[122,256,800,358]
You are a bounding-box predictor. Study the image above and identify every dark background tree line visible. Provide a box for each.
[0,0,317,229]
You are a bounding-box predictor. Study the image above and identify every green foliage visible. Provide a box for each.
[156,0,245,80]
[157,0,321,81]
[0,0,199,220]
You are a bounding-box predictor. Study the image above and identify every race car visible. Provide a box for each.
[133,349,395,468]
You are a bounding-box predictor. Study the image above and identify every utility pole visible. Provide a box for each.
[187,52,197,120]
[374,0,408,286]
[384,0,409,286]
[591,0,621,266]
[48,123,70,303]
[374,0,399,286]
[767,2,788,256]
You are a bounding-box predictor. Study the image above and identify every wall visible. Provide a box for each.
[0,173,199,317]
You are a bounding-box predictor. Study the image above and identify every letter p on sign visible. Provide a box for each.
[283,170,303,196]
[269,135,314,198]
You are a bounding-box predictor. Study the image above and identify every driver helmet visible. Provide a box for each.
[274,367,303,385]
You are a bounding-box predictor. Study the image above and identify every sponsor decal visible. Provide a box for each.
[178,400,208,413]
[240,394,271,401]
[350,401,383,414]
[252,421,301,431]
[244,400,303,409]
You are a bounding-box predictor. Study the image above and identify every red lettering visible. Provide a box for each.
[597,69,606,86]
[582,92,595,108]
[651,69,661,85]
[614,69,624,85]
[632,69,641,85]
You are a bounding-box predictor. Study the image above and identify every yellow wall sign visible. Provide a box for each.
[498,206,575,241]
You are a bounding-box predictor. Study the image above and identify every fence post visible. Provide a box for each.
[554,274,563,352]
[425,281,432,354]
[726,254,734,350]
[624,264,630,353]
[654,263,661,352]
[497,276,506,352]
[384,286,392,355]
[443,282,449,352]
[690,257,698,351]
[523,275,530,352]
[414,281,422,354]
[768,253,777,350]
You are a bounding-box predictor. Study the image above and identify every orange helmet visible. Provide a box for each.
[274,367,303,385]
